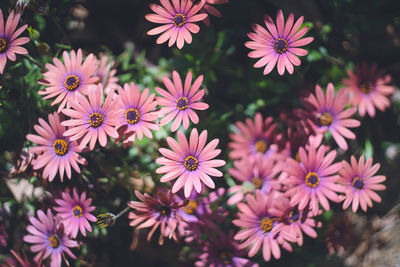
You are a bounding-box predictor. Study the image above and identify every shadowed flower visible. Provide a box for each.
[245,10,313,75]
[199,0,229,26]
[338,156,386,212]
[157,70,209,132]
[26,112,86,182]
[5,249,43,267]
[54,188,96,238]
[0,9,30,74]
[156,128,226,197]
[93,55,119,94]
[146,0,208,49]
[342,63,395,117]
[38,49,98,113]
[23,209,78,267]
[62,84,119,150]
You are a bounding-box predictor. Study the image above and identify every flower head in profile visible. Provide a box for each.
[0,9,30,74]
[146,0,208,49]
[156,128,226,197]
[342,63,395,117]
[245,10,313,75]
[93,55,119,94]
[157,70,209,132]
[38,49,98,112]
[62,84,119,150]
[26,112,86,182]
[338,156,386,212]
[303,83,360,150]
[23,209,78,267]
[200,0,229,26]
[54,188,96,238]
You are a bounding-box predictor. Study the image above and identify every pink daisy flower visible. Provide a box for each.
[114,82,159,144]
[284,145,343,215]
[93,55,119,94]
[156,128,226,198]
[200,0,229,26]
[38,49,98,113]
[0,9,29,74]
[62,84,119,150]
[245,10,313,75]
[146,0,208,49]
[338,156,386,212]
[303,83,361,150]
[157,70,209,132]
[342,63,395,117]
[26,112,86,182]
[23,209,78,267]
[54,188,96,238]
[228,113,280,160]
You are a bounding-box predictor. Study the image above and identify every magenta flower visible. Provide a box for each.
[156,128,226,197]
[93,55,119,94]
[284,146,343,215]
[26,112,86,182]
[54,188,96,238]
[23,209,78,267]
[62,84,119,150]
[114,82,159,144]
[128,190,186,244]
[338,156,386,212]
[303,83,361,150]
[245,10,313,75]
[228,113,280,160]
[342,63,395,117]
[38,49,98,113]
[157,70,209,132]
[146,0,208,49]
[0,9,29,74]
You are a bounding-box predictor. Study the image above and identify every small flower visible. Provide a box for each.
[93,55,119,94]
[54,188,96,238]
[245,10,313,75]
[157,70,209,132]
[342,63,395,117]
[156,128,226,197]
[26,112,86,182]
[38,49,98,112]
[62,84,119,150]
[23,209,78,267]
[0,9,30,74]
[200,0,229,26]
[146,0,208,49]
[338,156,386,212]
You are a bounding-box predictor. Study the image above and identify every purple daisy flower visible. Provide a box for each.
[245,10,313,75]
[23,209,78,267]
[54,188,96,238]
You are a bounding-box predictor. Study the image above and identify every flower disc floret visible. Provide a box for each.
[53,139,69,156]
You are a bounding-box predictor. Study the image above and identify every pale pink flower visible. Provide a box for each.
[93,55,119,94]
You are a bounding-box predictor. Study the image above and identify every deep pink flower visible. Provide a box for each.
[93,55,119,94]
[38,49,98,113]
[156,128,226,197]
[26,112,86,182]
[245,10,313,75]
[303,83,361,150]
[146,0,208,49]
[284,146,343,215]
[157,70,209,132]
[338,156,386,212]
[54,188,96,238]
[62,84,119,150]
[0,9,29,74]
[23,209,78,267]
[200,0,229,26]
[342,63,395,117]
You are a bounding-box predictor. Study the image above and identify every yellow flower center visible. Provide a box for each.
[288,210,301,223]
[89,112,104,128]
[305,172,320,188]
[319,112,333,126]
[125,108,140,125]
[352,177,365,190]
[184,156,198,171]
[255,139,268,153]
[183,200,198,215]
[218,252,233,265]
[251,177,263,189]
[53,139,69,156]
[176,97,189,110]
[172,13,186,27]
[273,38,288,54]
[72,205,83,218]
[359,82,373,94]
[48,235,61,248]
[260,217,273,233]
[0,38,8,54]
[64,75,80,91]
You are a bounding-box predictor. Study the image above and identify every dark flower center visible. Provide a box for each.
[260,217,273,233]
[89,112,104,128]
[305,172,320,188]
[72,205,83,218]
[172,13,186,27]
[0,38,8,54]
[64,75,80,91]
[359,82,373,94]
[319,112,333,126]
[273,38,288,54]
[125,108,141,125]
[183,200,198,215]
[48,234,61,248]
[251,177,263,189]
[53,139,69,156]
[352,177,365,190]
[289,209,301,223]
[160,206,171,216]
[184,156,199,171]
[255,139,268,153]
[218,251,233,265]
[176,97,189,110]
